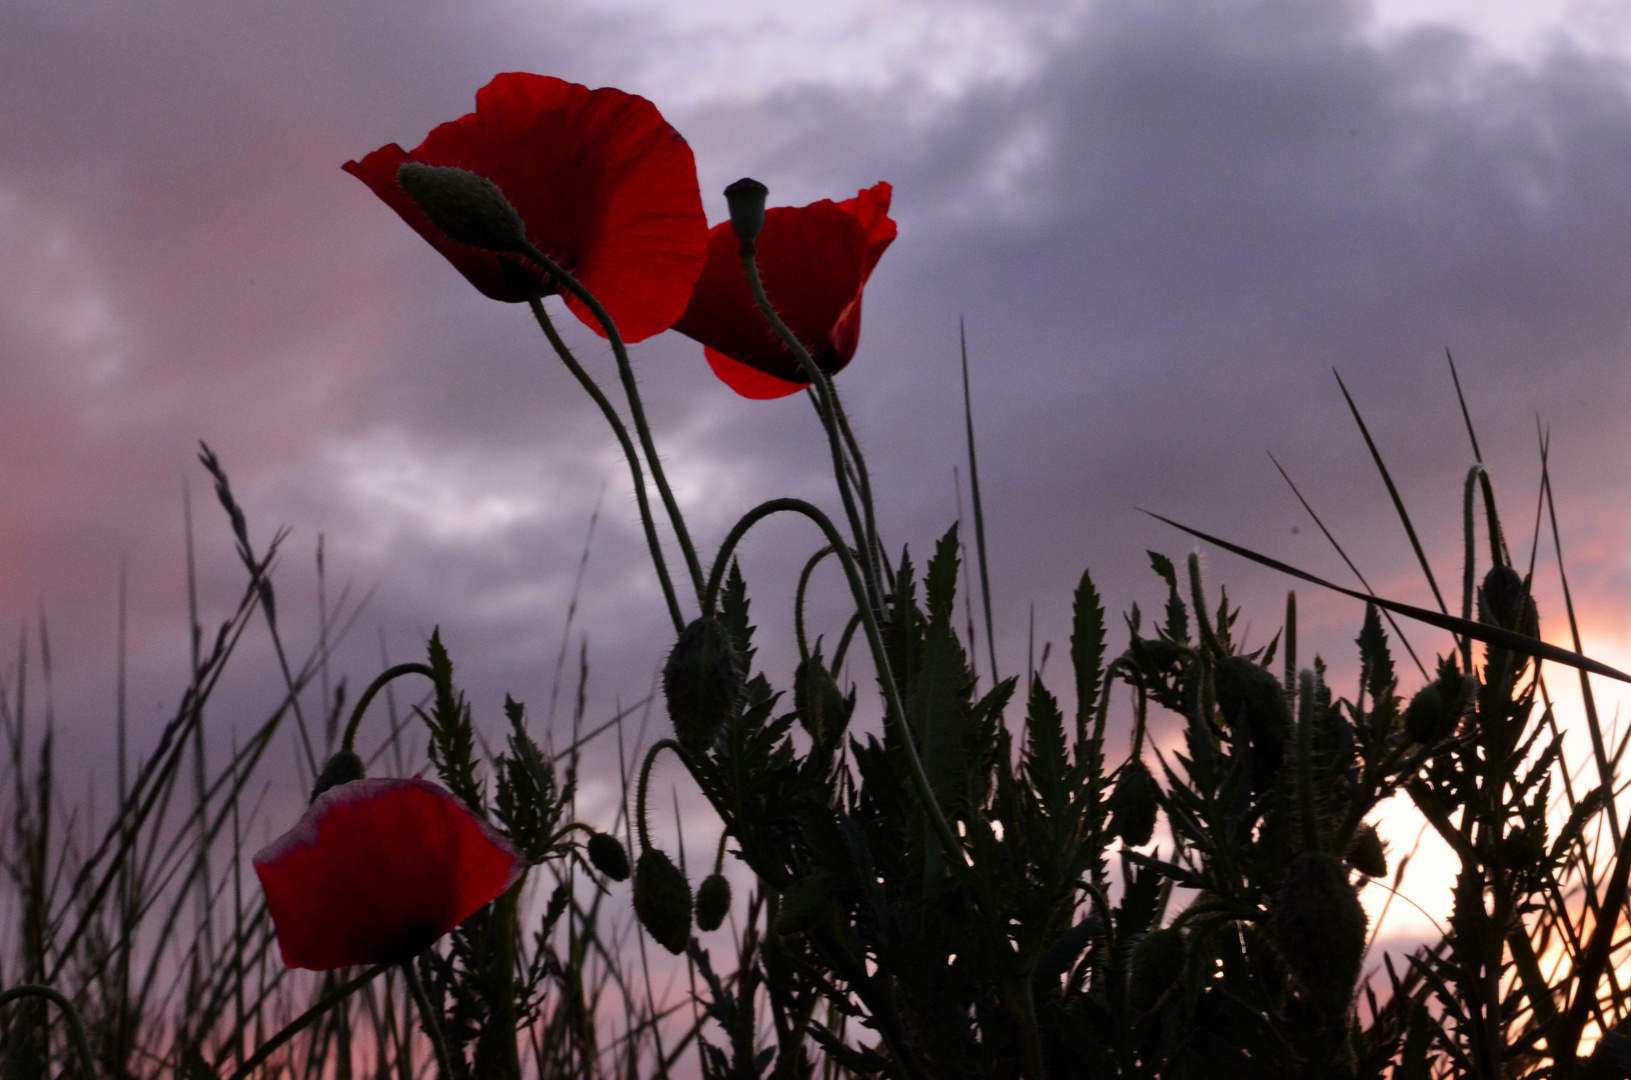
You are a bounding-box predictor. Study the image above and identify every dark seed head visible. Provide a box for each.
[663,618,745,755]
[723,177,769,245]
[1108,759,1159,847]
[1212,655,1292,793]
[695,873,732,932]
[1272,853,1368,1016]
[587,832,630,882]
[1344,824,1388,879]
[312,751,366,801]
[632,849,692,955]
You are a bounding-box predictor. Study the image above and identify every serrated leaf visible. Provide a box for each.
[1024,676,1069,823]
[1071,568,1106,741]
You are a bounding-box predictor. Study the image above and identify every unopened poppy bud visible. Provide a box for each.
[1344,824,1388,878]
[775,873,832,936]
[723,178,769,246]
[795,656,849,748]
[1479,564,1539,637]
[1405,668,1474,745]
[1213,655,1292,794]
[1107,759,1159,847]
[396,163,527,253]
[1128,927,1186,1012]
[312,750,365,801]
[632,849,692,955]
[695,872,732,932]
[587,832,630,882]
[663,618,745,755]
[1272,853,1367,1016]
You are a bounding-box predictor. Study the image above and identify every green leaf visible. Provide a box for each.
[1071,569,1106,741]
[1024,676,1069,823]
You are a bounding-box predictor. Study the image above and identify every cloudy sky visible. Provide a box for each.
[6,0,1631,944]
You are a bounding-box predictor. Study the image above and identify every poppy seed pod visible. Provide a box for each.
[1405,670,1475,745]
[795,656,848,748]
[663,617,745,755]
[1344,824,1388,879]
[1272,853,1368,1016]
[775,874,832,936]
[1108,759,1160,847]
[723,177,769,245]
[695,872,732,932]
[632,848,692,955]
[1128,928,1186,1012]
[1480,564,1539,637]
[396,163,527,253]
[312,750,365,801]
[587,831,631,882]
[1212,656,1292,794]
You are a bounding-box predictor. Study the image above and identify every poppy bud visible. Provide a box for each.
[1213,656,1292,794]
[587,832,631,882]
[1128,927,1186,1012]
[1272,853,1367,1016]
[312,750,365,801]
[396,163,527,254]
[663,618,745,755]
[1479,565,1539,637]
[695,872,732,932]
[775,873,832,936]
[632,849,692,955]
[795,656,849,748]
[1404,669,1474,745]
[1108,759,1159,847]
[723,177,769,246]
[1344,824,1388,878]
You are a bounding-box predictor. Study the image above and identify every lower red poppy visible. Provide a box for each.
[253,777,524,970]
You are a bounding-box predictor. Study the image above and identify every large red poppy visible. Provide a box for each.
[253,778,524,971]
[344,73,708,344]
[673,183,897,399]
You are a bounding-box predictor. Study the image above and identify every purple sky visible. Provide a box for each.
[6,0,1631,940]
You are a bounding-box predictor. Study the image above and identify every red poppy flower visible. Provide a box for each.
[344,73,708,344]
[673,183,896,399]
[253,777,524,970]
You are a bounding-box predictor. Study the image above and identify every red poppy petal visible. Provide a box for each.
[253,778,523,971]
[705,348,809,399]
[836,182,897,282]
[346,73,707,342]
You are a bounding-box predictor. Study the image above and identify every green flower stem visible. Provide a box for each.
[513,243,706,603]
[702,497,965,871]
[401,958,456,1080]
[0,984,98,1080]
[736,245,884,615]
[340,662,435,753]
[529,298,687,634]
[226,964,386,1080]
[794,545,837,663]
[829,391,887,586]
[636,739,687,853]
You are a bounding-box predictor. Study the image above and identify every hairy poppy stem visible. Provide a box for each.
[0,984,98,1080]
[636,739,688,853]
[702,498,966,872]
[529,299,688,634]
[226,965,386,1080]
[736,245,886,615]
[514,244,707,605]
[340,662,436,753]
[402,958,457,1080]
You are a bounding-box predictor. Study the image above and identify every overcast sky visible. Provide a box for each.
[6,0,1631,943]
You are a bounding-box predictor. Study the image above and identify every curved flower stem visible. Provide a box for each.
[402,958,456,1080]
[736,245,884,615]
[513,244,706,604]
[794,545,837,663]
[702,498,965,871]
[636,739,688,853]
[226,965,386,1080]
[340,663,436,753]
[828,392,887,587]
[0,984,98,1080]
[529,298,687,634]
